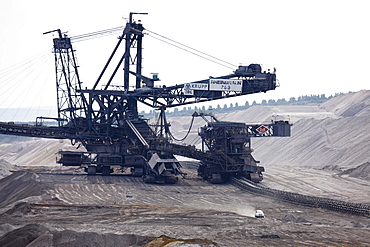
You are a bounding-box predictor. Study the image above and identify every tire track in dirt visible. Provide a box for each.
[40,171,254,216]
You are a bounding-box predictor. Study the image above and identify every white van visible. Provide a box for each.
[255,210,265,218]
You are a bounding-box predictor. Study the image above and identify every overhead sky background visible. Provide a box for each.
[0,0,369,120]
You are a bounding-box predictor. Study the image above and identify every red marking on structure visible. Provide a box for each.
[256,125,269,134]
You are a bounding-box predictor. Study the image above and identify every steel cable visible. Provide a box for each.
[145,29,237,70]
[0,50,54,120]
[70,26,125,43]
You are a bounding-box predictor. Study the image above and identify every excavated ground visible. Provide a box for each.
[1,90,370,246]
[0,162,370,247]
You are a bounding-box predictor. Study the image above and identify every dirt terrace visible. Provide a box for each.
[0,162,370,246]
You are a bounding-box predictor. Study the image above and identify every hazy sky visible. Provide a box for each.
[1,0,369,120]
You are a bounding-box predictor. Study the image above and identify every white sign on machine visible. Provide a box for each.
[183,83,209,95]
[209,79,243,92]
[183,79,242,95]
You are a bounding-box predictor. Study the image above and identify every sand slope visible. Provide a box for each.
[168,90,370,175]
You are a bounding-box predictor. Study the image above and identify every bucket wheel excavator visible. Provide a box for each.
[0,12,291,183]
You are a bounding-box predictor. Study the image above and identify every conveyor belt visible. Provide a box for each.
[0,122,73,139]
[231,177,370,217]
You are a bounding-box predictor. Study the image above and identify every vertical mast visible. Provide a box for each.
[44,29,86,126]
[123,12,147,91]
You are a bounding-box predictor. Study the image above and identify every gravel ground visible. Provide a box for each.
[0,162,369,246]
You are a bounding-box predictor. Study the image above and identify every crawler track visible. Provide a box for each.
[231,177,370,217]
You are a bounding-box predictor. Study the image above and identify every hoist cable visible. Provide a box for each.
[22,55,55,121]
[146,29,237,69]
[70,26,125,42]
[0,50,54,120]
[0,50,51,82]
[146,34,235,70]
[69,26,237,70]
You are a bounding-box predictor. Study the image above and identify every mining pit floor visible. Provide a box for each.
[0,161,370,246]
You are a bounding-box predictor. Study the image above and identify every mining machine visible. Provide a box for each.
[156,111,291,183]
[0,12,291,183]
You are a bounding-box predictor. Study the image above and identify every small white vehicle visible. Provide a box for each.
[255,210,265,218]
